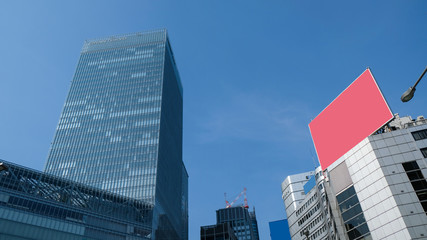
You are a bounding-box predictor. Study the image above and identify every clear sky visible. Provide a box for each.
[0,1,426,239]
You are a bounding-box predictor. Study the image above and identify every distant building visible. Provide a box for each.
[217,206,260,240]
[281,170,315,223]
[249,210,260,240]
[202,205,259,240]
[282,167,335,240]
[0,160,151,240]
[200,222,237,240]
[269,219,291,240]
[43,29,187,239]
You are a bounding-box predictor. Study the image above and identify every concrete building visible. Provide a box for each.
[281,170,315,225]
[282,167,335,240]
[324,114,427,239]
[283,114,427,240]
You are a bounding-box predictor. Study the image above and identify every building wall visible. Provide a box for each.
[216,207,259,240]
[200,223,237,240]
[282,171,315,221]
[0,160,152,240]
[282,168,334,240]
[326,117,427,239]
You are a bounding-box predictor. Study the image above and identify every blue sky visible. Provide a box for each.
[0,1,426,239]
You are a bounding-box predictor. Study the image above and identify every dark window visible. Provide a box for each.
[422,202,427,212]
[336,186,356,204]
[412,180,427,191]
[421,148,427,158]
[347,223,370,240]
[407,171,424,181]
[403,161,427,214]
[412,129,427,141]
[339,194,360,212]
[403,161,420,171]
[344,213,366,231]
[417,190,427,201]
[341,204,363,222]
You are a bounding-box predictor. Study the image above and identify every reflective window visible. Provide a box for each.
[336,186,370,240]
[42,30,187,239]
[421,148,427,158]
[412,129,427,141]
[402,161,427,214]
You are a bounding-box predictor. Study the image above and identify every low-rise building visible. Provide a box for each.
[0,160,152,240]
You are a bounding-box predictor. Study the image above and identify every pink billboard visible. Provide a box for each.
[309,69,393,170]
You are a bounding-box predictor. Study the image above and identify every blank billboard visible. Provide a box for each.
[309,69,393,170]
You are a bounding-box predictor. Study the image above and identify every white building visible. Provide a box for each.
[282,168,336,240]
[283,114,427,240]
[325,114,427,239]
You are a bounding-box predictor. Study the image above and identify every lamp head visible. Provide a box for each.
[401,86,416,102]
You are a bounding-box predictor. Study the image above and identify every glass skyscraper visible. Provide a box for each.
[44,29,188,240]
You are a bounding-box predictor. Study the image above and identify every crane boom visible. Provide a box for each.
[225,187,249,208]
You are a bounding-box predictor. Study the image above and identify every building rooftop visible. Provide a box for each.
[0,160,153,229]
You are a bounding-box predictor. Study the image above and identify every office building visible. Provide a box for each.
[216,206,260,240]
[202,205,260,240]
[269,219,291,240]
[281,170,315,222]
[283,114,427,240]
[44,29,187,240]
[282,167,335,240]
[323,114,427,239]
[0,160,152,240]
[200,223,237,240]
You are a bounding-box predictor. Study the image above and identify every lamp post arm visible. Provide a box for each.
[413,66,427,89]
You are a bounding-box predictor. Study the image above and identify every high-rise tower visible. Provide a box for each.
[44,29,188,240]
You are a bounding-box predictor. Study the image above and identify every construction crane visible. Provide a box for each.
[224,187,249,209]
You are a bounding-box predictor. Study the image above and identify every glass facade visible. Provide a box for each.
[336,186,371,240]
[44,29,187,240]
[200,223,237,240]
[216,207,259,240]
[402,161,427,214]
[0,160,151,240]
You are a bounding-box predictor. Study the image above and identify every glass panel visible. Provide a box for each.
[402,161,420,171]
[339,195,359,212]
[342,204,363,222]
[411,180,427,191]
[407,171,424,181]
[337,186,356,204]
[347,223,369,240]
[412,129,427,141]
[416,190,427,201]
[344,213,367,231]
[421,201,427,212]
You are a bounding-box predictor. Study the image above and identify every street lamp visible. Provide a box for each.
[401,66,427,102]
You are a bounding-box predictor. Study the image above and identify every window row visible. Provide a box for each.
[300,213,324,237]
[296,193,318,217]
[298,203,321,226]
